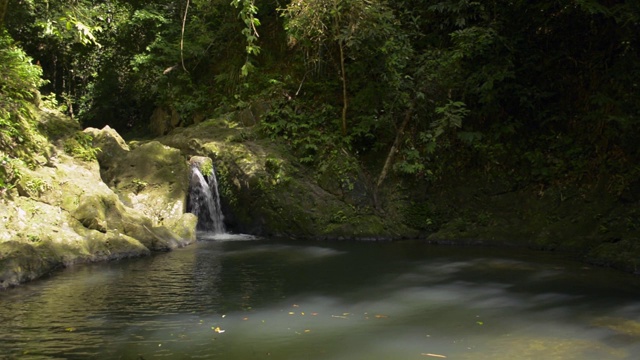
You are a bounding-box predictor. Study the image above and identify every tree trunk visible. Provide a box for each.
[338,40,348,136]
[0,0,8,28]
[374,108,413,208]
[180,0,190,73]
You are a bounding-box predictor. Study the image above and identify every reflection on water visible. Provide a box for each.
[1,239,640,359]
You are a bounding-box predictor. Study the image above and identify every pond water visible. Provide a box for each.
[1,236,640,359]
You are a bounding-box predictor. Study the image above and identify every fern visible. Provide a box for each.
[0,30,47,176]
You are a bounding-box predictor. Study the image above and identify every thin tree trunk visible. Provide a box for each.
[375,108,413,190]
[338,40,348,136]
[0,0,8,28]
[180,0,190,73]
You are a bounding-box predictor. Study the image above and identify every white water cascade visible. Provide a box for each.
[187,165,226,234]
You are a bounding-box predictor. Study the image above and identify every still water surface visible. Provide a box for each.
[1,236,640,359]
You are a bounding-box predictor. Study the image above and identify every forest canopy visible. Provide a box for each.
[2,0,640,192]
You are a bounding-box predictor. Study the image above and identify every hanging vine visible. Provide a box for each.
[230,0,261,77]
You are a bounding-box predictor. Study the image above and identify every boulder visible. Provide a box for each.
[149,106,181,136]
[85,127,196,239]
[0,140,196,289]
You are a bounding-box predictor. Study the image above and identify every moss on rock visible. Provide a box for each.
[156,115,414,240]
[1,121,196,289]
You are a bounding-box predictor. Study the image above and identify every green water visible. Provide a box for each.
[1,236,640,359]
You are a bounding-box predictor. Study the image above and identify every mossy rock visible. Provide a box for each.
[86,126,194,236]
[586,239,640,273]
[0,241,59,289]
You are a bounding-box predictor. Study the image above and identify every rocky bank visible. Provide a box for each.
[2,105,640,290]
[0,109,197,289]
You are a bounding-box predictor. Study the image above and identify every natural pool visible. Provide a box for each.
[1,235,640,359]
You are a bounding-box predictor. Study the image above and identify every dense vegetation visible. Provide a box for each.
[2,0,640,201]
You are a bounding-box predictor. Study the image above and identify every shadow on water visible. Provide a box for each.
[1,238,640,359]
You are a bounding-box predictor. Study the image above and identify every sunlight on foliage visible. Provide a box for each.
[64,132,101,162]
[0,31,48,191]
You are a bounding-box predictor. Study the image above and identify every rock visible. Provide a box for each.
[0,131,196,289]
[189,156,212,172]
[84,125,130,164]
[72,194,108,232]
[156,117,411,239]
[0,242,59,289]
[85,126,195,241]
[233,108,257,127]
[149,106,181,136]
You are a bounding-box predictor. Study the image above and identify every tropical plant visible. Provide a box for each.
[0,30,49,181]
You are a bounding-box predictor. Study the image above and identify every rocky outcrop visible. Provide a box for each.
[85,126,196,240]
[157,117,414,239]
[0,117,197,290]
[5,106,638,291]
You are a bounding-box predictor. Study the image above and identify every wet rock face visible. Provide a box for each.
[156,117,409,240]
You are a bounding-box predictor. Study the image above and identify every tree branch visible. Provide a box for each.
[180,0,190,73]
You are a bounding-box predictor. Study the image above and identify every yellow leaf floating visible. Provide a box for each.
[421,353,447,358]
[212,326,226,333]
[65,327,76,332]
[374,314,389,319]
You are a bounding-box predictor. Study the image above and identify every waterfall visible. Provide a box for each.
[187,165,226,234]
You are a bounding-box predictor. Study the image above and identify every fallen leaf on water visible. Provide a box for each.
[421,353,446,358]
[332,315,348,319]
[288,312,295,315]
[65,327,76,332]
[304,329,311,333]
[212,326,225,333]
[374,314,389,319]
[311,312,318,316]
[293,304,300,308]
[243,317,249,321]
[301,312,305,316]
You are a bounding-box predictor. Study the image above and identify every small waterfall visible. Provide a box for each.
[187,165,226,234]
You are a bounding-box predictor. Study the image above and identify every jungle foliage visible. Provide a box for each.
[3,0,640,195]
[0,29,46,192]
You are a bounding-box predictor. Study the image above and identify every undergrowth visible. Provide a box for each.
[0,30,46,193]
